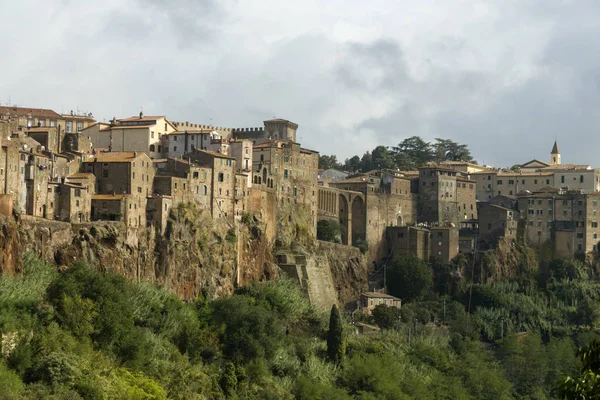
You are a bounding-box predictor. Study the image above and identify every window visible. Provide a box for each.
[137,187,142,193]
[284,169,288,179]
[76,122,83,132]
[193,171,199,178]
[579,200,583,206]
[580,175,584,183]
[561,176,565,184]
[174,146,177,152]
[50,120,56,127]
[594,201,598,207]
[508,180,514,185]
[534,179,538,184]
[74,189,81,197]
[260,155,264,162]
[149,145,155,152]
[592,222,598,228]
[174,136,178,141]
[76,200,80,207]
[39,120,45,127]
[226,159,232,166]
[66,121,72,133]
[577,232,584,239]
[497,179,503,185]
[133,172,135,179]
[174,183,178,189]
[165,123,167,131]
[522,180,525,184]
[546,179,550,184]
[203,185,208,195]
[218,173,224,182]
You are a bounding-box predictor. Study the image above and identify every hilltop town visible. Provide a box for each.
[0,105,598,307]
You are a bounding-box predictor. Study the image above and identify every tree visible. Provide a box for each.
[432,138,474,163]
[220,362,238,397]
[317,220,341,242]
[371,146,396,170]
[557,339,600,399]
[319,155,341,170]
[344,156,361,173]
[371,304,401,330]
[386,254,433,302]
[360,152,374,172]
[327,304,345,364]
[391,136,432,168]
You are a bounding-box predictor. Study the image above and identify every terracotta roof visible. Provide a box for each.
[87,151,145,163]
[92,194,131,200]
[520,159,550,168]
[542,164,591,171]
[361,292,401,300]
[481,203,516,212]
[81,122,110,131]
[300,147,319,154]
[66,172,95,180]
[263,118,298,127]
[0,106,60,119]
[118,115,165,122]
[192,149,235,160]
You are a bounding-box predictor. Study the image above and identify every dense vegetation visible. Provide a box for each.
[0,252,598,398]
[319,136,474,172]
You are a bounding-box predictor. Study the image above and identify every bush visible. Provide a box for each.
[317,220,341,242]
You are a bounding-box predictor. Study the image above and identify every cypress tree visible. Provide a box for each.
[327,304,346,364]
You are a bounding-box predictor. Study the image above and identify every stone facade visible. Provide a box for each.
[477,203,519,249]
[430,227,459,264]
[84,114,176,158]
[517,189,600,256]
[184,149,236,223]
[386,226,430,261]
[83,151,155,228]
[360,292,401,316]
[146,195,173,233]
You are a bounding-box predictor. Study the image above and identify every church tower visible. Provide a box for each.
[551,141,561,166]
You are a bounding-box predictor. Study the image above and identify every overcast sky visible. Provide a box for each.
[1,0,599,167]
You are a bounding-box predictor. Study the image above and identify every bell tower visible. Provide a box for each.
[550,141,561,166]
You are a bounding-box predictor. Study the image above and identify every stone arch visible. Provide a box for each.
[396,214,404,227]
[262,167,267,183]
[351,195,366,246]
[339,194,349,245]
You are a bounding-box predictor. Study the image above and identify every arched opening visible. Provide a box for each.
[396,215,404,227]
[262,168,267,183]
[351,196,366,246]
[339,194,349,245]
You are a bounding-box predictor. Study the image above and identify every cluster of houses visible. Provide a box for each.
[0,106,318,237]
[1,105,596,314]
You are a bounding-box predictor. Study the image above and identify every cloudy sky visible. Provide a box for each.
[1,0,598,167]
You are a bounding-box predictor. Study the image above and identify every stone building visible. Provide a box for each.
[184,149,236,222]
[386,226,430,261]
[360,292,401,316]
[91,194,140,226]
[517,188,600,257]
[477,202,519,249]
[161,129,214,159]
[253,138,319,235]
[82,151,155,228]
[232,118,297,144]
[430,226,459,264]
[54,173,95,223]
[83,113,177,159]
[417,166,477,226]
[146,195,173,233]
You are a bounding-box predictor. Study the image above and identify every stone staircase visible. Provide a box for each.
[276,251,338,311]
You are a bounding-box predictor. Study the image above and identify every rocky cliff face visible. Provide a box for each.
[0,204,277,300]
[0,204,367,306]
